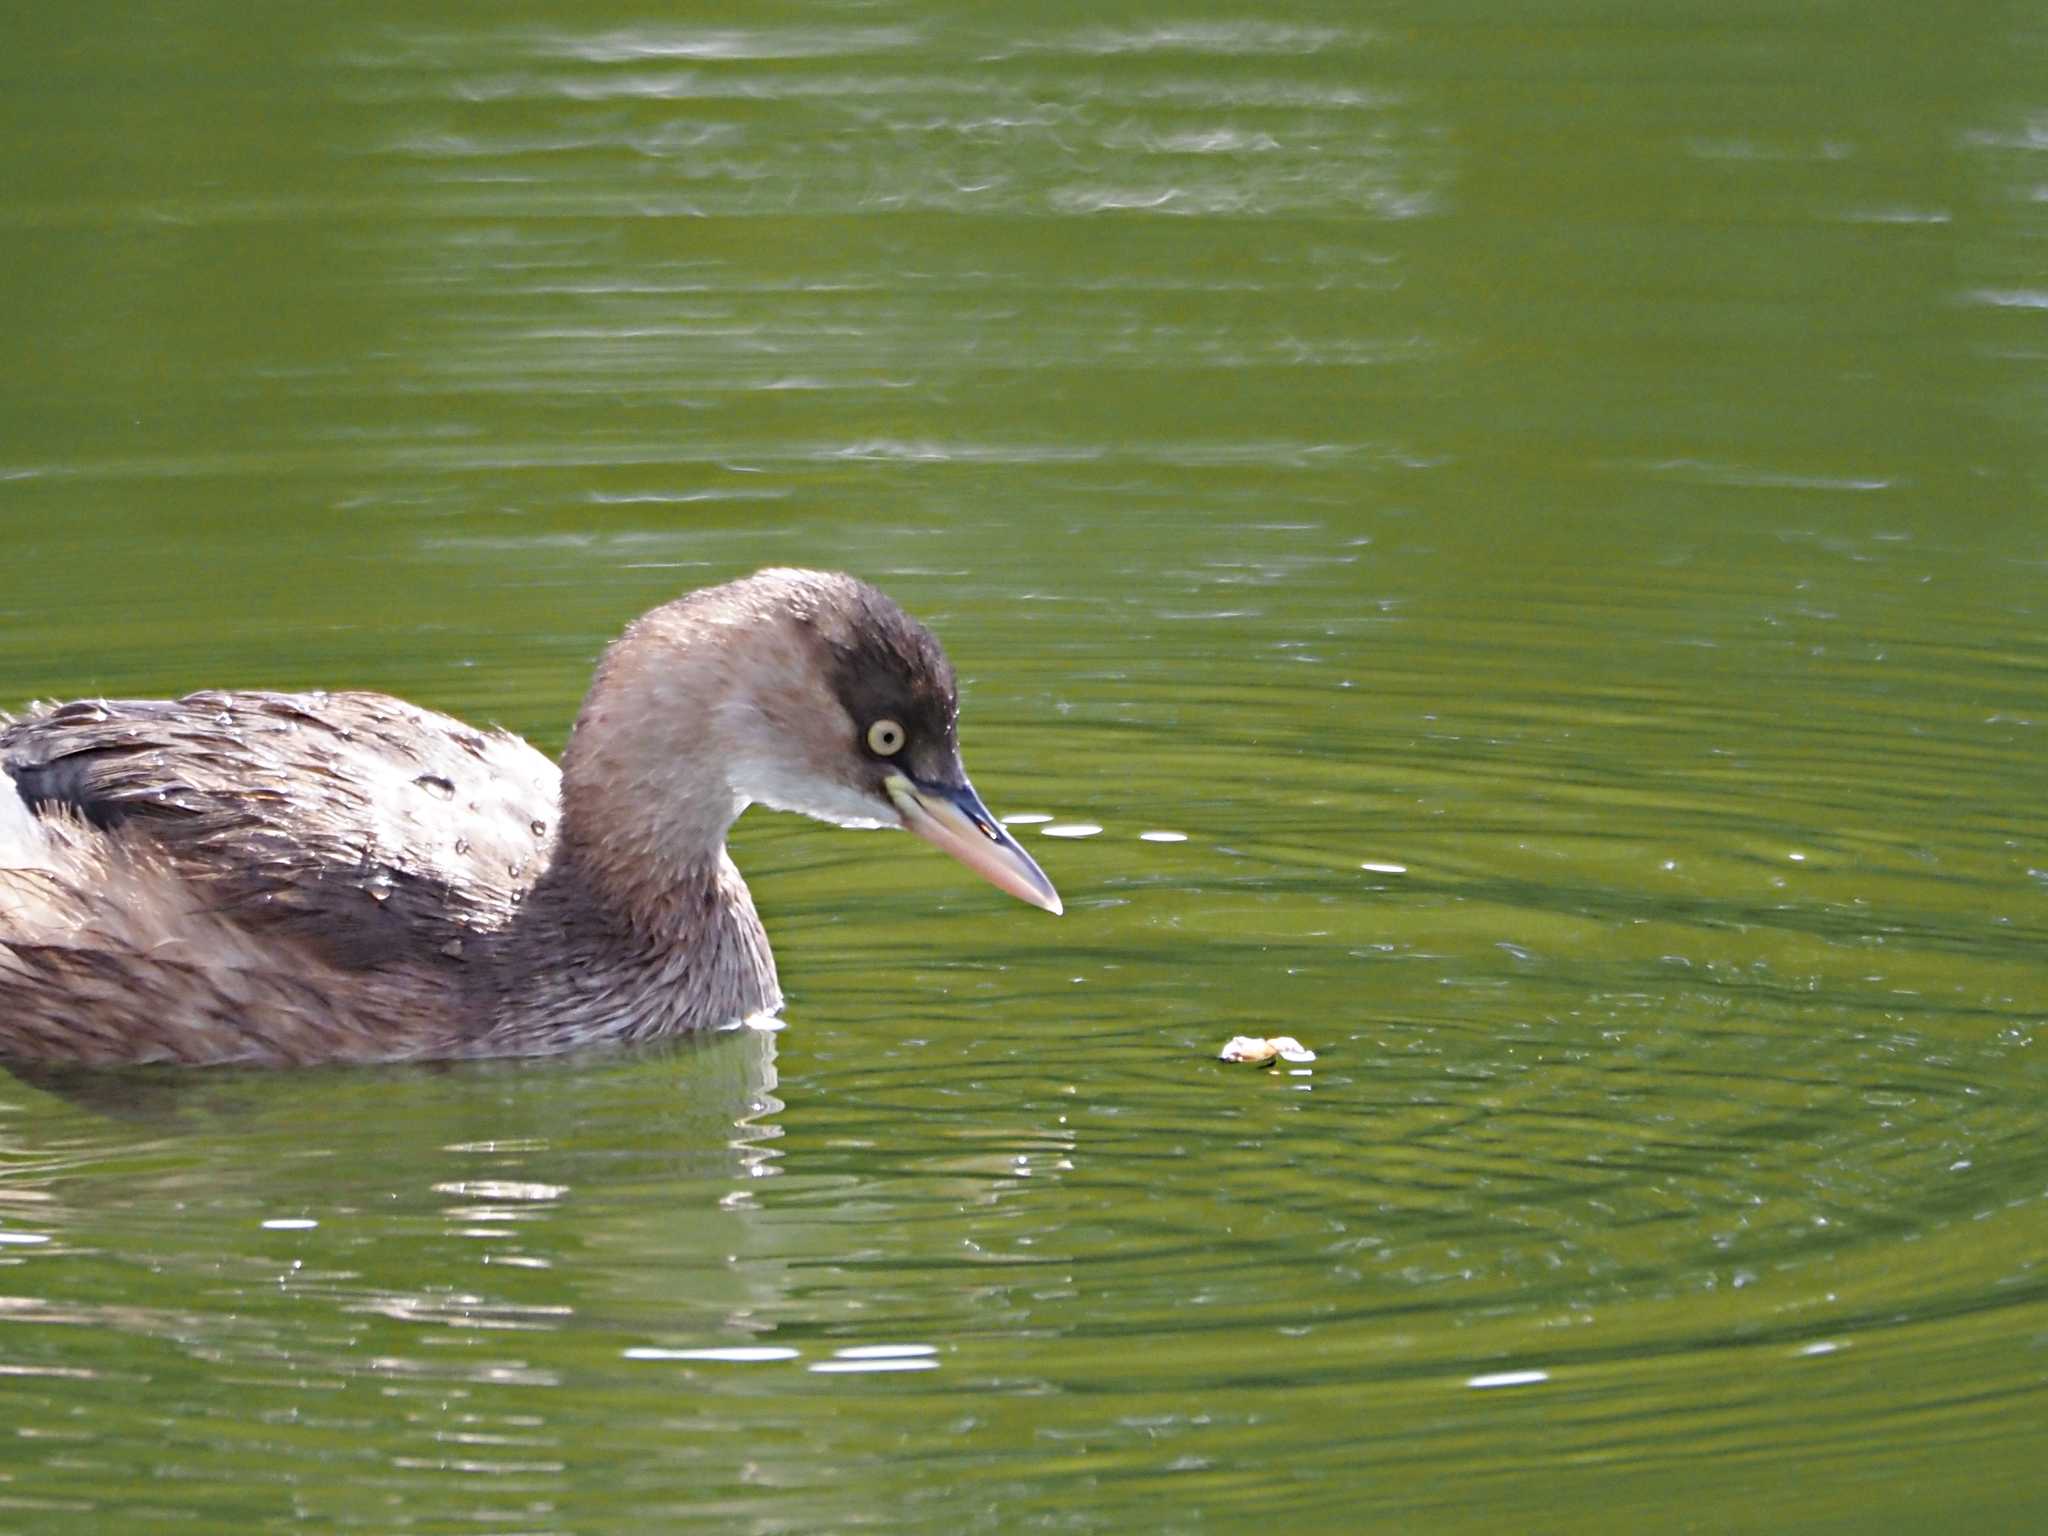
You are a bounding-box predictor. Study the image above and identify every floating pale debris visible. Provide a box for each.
[1001,813,1054,826]
[1218,1035,1316,1065]
[1040,823,1103,838]
[1360,860,1406,874]
[1139,830,1188,842]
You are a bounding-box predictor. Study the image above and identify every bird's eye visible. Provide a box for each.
[866,718,906,757]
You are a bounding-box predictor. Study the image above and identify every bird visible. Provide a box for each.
[0,568,1061,1067]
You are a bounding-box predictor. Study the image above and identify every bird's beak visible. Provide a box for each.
[884,772,1063,915]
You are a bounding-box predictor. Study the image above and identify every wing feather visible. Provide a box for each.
[1,690,560,969]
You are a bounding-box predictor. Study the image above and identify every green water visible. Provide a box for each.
[3,2,2047,1529]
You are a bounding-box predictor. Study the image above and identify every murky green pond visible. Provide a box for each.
[4,2,2047,1529]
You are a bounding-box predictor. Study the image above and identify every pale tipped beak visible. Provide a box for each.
[884,772,1063,915]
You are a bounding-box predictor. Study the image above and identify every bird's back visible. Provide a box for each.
[0,691,564,1062]
[3,689,561,967]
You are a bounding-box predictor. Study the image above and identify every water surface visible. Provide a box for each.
[2,2,2047,1530]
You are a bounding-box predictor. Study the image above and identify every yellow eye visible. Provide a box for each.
[866,718,906,756]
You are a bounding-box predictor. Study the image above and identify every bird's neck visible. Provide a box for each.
[473,598,792,1051]
[554,621,748,937]
[473,850,781,1053]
